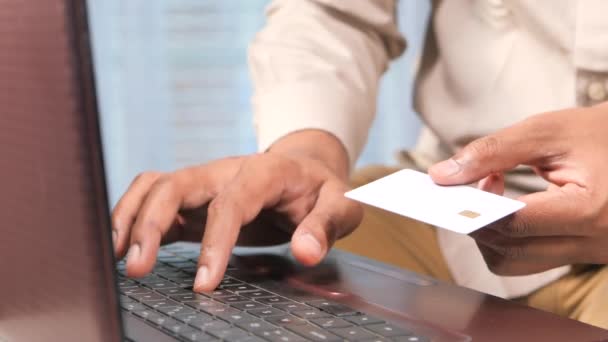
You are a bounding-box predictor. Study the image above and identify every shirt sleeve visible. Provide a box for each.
[248,0,406,166]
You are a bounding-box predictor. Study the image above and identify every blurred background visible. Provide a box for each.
[87,0,431,206]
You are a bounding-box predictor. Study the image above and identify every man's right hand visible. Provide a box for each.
[111,130,363,293]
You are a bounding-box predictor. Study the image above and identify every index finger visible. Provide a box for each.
[193,157,292,292]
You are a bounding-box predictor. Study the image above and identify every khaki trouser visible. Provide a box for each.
[335,165,608,329]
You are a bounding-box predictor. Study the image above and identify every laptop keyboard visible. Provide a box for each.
[117,246,430,342]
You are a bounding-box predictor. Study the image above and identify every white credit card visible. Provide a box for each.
[344,169,526,234]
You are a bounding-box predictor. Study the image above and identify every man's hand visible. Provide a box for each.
[429,103,608,275]
[112,130,363,292]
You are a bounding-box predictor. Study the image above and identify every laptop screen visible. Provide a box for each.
[0,1,121,340]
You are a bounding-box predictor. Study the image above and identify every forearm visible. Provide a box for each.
[268,129,350,181]
[250,0,404,176]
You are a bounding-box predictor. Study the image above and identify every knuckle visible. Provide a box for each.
[111,210,124,229]
[467,137,503,161]
[134,171,161,184]
[501,220,530,237]
[207,198,225,216]
[501,245,526,260]
[141,218,163,233]
[152,175,179,197]
[208,196,242,219]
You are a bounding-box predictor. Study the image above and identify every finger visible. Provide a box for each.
[126,175,185,277]
[485,183,591,237]
[471,228,583,263]
[429,114,566,185]
[477,172,505,195]
[112,171,162,259]
[290,181,363,266]
[124,162,239,277]
[475,242,569,276]
[193,156,290,292]
[126,170,207,277]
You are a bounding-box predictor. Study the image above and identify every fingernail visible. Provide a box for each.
[431,158,462,177]
[298,232,323,259]
[194,265,209,291]
[112,230,118,246]
[126,243,141,264]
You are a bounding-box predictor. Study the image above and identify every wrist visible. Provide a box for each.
[267,129,351,180]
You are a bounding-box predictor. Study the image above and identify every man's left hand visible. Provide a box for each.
[429,103,608,275]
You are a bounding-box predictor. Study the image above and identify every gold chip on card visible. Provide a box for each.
[458,210,480,219]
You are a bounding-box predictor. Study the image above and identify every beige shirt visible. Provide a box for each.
[248,0,608,298]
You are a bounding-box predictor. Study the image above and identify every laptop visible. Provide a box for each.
[1,1,606,341]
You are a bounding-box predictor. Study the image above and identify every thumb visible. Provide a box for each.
[429,136,517,185]
[291,182,362,266]
[429,116,560,185]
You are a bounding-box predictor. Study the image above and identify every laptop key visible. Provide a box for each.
[143,299,179,309]
[178,330,216,342]
[177,279,195,287]
[248,307,284,318]
[203,305,240,316]
[236,320,276,332]
[330,327,377,340]
[119,295,135,303]
[157,305,197,316]
[189,319,231,331]
[185,299,226,312]
[118,279,137,287]
[284,324,341,342]
[129,292,165,302]
[121,302,146,312]
[239,290,275,299]
[217,295,250,304]
[273,303,310,312]
[231,301,268,311]
[215,311,257,324]
[345,315,385,326]
[255,296,293,305]
[137,276,165,285]
[145,281,178,290]
[171,293,207,302]
[147,313,173,326]
[222,284,258,292]
[209,289,234,297]
[174,312,214,324]
[306,300,359,317]
[161,318,193,334]
[265,315,306,326]
[156,287,192,296]
[365,323,413,337]
[291,309,331,319]
[207,327,248,340]
[133,310,165,323]
[123,287,152,296]
[255,329,307,342]
[219,277,243,287]
[311,318,352,329]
